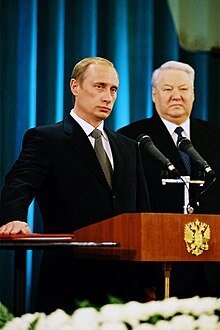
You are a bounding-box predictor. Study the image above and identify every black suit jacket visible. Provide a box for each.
[119,114,220,299]
[0,115,152,311]
[0,115,150,232]
[118,112,220,215]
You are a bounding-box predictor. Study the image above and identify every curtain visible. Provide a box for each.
[1,0,220,313]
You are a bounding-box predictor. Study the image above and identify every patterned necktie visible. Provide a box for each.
[174,126,191,175]
[91,129,113,188]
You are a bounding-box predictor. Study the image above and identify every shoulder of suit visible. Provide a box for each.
[117,117,154,141]
[191,117,220,133]
[106,128,137,145]
[118,118,152,131]
[23,120,64,141]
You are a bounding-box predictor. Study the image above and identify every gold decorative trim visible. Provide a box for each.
[184,219,210,256]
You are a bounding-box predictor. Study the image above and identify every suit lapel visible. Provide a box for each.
[63,115,111,190]
[190,118,207,148]
[149,114,188,173]
[105,128,125,191]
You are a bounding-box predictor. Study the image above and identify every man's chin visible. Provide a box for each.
[98,111,111,120]
[168,116,188,125]
[169,109,187,118]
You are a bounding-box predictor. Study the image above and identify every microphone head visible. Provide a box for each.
[137,134,180,177]
[137,134,152,147]
[178,138,216,178]
[178,137,192,152]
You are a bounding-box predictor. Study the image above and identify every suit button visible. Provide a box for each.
[113,195,116,199]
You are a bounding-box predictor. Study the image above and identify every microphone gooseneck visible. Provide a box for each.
[137,134,179,177]
[178,138,216,177]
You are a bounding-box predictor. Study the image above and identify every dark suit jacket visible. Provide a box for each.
[0,115,151,312]
[0,115,150,232]
[118,112,220,215]
[118,112,220,299]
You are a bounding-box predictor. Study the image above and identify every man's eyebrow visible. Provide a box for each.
[163,83,188,87]
[94,81,118,88]
[94,81,105,85]
[162,84,173,87]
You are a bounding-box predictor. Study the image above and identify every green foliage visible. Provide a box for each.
[74,298,94,309]
[28,317,40,330]
[142,314,163,325]
[0,303,14,329]
[74,294,124,312]
[106,294,124,305]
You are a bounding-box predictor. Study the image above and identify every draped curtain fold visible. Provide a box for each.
[1,0,220,313]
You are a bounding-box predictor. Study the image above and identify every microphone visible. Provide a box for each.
[178,138,215,176]
[137,134,179,176]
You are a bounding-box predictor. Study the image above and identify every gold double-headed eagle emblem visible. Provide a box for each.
[184,219,210,256]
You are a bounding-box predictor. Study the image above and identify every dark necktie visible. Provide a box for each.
[91,129,113,188]
[174,126,191,175]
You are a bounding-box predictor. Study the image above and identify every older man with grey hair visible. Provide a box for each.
[118,60,220,300]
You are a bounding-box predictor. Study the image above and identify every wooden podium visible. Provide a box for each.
[73,212,220,298]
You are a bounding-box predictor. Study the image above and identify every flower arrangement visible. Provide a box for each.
[1,296,220,330]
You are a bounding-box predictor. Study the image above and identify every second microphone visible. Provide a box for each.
[137,134,180,177]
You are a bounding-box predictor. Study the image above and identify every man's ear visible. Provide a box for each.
[152,87,156,103]
[192,87,195,102]
[70,79,78,96]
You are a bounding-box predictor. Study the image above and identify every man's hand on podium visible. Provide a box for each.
[0,221,31,235]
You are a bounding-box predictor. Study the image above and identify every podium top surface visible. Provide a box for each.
[0,233,120,249]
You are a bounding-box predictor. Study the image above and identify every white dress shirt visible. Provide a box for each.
[161,117,190,144]
[70,109,114,169]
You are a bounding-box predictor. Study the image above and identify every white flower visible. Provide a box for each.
[3,312,43,330]
[3,296,220,329]
[99,321,128,330]
[133,324,156,330]
[170,314,196,330]
[122,301,152,323]
[155,297,181,318]
[152,319,174,330]
[100,303,125,322]
[196,314,220,330]
[35,309,72,330]
[176,296,219,316]
[71,306,101,330]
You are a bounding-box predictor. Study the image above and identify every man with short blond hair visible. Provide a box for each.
[0,57,150,313]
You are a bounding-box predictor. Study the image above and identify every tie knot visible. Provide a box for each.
[174,126,185,144]
[174,126,184,138]
[91,129,102,140]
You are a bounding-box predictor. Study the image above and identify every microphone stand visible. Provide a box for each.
[160,175,205,299]
[161,176,205,214]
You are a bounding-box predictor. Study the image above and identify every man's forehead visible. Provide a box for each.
[86,64,119,84]
[157,70,190,86]
[158,70,190,82]
[87,63,117,74]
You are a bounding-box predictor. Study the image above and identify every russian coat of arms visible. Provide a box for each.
[184,219,211,256]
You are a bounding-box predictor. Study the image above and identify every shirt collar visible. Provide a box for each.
[161,117,190,139]
[70,109,107,140]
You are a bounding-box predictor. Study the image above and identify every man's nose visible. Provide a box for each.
[172,91,181,100]
[102,89,112,102]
